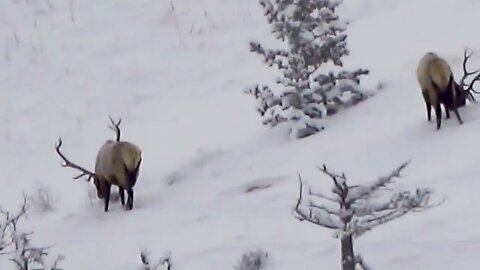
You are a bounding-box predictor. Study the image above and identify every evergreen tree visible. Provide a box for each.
[245,0,370,138]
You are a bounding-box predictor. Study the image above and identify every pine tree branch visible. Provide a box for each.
[353,188,435,217]
[351,208,409,236]
[308,189,338,203]
[350,188,432,236]
[345,161,410,203]
[308,201,338,215]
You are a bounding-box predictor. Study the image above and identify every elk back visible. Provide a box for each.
[94,140,142,198]
[416,52,453,106]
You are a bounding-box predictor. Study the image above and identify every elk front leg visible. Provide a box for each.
[104,183,112,212]
[444,104,450,119]
[435,103,442,130]
[453,107,463,125]
[119,187,125,205]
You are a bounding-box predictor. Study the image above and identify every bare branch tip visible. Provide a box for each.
[398,160,411,172]
[55,137,63,148]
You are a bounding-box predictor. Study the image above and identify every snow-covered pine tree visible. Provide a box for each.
[245,0,370,138]
[294,161,438,270]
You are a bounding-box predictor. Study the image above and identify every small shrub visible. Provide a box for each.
[235,249,269,270]
[27,185,56,213]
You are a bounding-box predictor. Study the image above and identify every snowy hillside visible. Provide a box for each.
[2,0,480,269]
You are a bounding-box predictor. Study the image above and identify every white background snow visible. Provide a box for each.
[1,0,480,269]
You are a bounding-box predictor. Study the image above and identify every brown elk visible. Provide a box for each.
[416,49,480,130]
[55,117,142,212]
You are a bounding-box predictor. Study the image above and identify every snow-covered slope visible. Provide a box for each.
[2,0,480,269]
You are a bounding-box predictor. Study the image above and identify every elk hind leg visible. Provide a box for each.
[119,187,125,205]
[126,189,134,210]
[103,183,112,212]
[422,90,432,121]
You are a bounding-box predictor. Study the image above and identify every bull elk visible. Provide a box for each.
[416,49,480,130]
[55,117,142,212]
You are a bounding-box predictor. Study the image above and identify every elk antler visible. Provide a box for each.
[55,138,96,181]
[459,48,480,98]
[108,116,122,142]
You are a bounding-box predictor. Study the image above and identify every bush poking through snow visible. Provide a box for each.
[294,161,440,270]
[27,185,56,213]
[0,197,64,270]
[245,0,370,138]
[355,255,371,270]
[235,249,269,270]
[140,249,172,270]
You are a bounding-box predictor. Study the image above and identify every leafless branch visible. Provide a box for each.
[318,164,349,201]
[69,0,75,24]
[317,164,346,182]
[0,197,63,269]
[0,198,28,252]
[294,174,341,229]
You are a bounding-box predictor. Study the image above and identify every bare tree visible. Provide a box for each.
[0,197,64,270]
[294,161,439,270]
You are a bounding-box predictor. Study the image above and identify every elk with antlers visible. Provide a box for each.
[416,49,480,130]
[55,117,142,212]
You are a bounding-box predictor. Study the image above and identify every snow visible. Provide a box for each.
[2,0,480,269]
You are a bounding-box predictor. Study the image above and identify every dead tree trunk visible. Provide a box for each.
[341,235,355,270]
